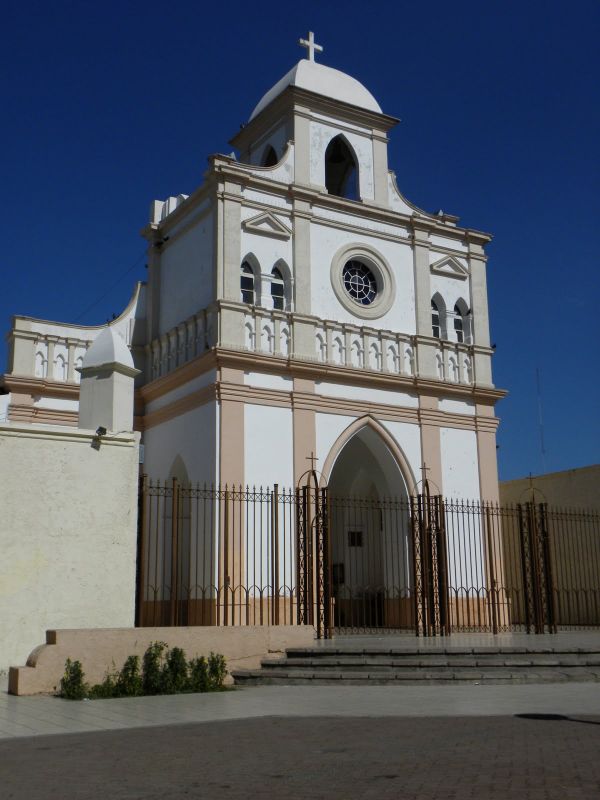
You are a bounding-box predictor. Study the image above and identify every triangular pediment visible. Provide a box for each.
[243,211,292,240]
[430,255,468,279]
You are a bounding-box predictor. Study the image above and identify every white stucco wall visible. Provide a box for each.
[380,420,422,484]
[0,394,11,421]
[438,398,476,416]
[244,404,293,489]
[315,412,355,472]
[159,210,214,335]
[316,381,418,408]
[142,403,217,485]
[309,225,415,331]
[440,427,480,500]
[0,424,140,673]
[244,372,293,391]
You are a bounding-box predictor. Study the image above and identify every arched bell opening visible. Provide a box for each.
[325,135,359,200]
[327,425,413,631]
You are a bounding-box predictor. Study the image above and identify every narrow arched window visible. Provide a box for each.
[241,261,255,304]
[325,136,358,200]
[270,267,285,310]
[431,300,441,338]
[454,299,470,343]
[262,145,277,167]
[454,304,464,343]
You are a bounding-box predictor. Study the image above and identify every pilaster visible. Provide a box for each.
[221,181,242,301]
[412,225,436,380]
[291,314,318,361]
[292,377,316,488]
[475,402,500,503]
[66,341,76,382]
[418,393,443,494]
[372,132,389,208]
[293,109,311,186]
[468,239,494,387]
[292,198,311,314]
[218,366,244,487]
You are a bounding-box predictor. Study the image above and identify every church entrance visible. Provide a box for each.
[327,426,414,632]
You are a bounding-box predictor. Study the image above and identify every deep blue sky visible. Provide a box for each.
[1,0,598,480]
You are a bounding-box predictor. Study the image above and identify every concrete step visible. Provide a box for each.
[231,645,600,686]
[233,666,600,686]
[258,655,600,669]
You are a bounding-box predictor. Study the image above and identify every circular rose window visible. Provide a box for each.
[342,260,377,306]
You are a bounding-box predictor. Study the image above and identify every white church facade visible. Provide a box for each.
[1,34,505,505]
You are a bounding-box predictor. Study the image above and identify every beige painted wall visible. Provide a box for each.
[0,424,140,674]
[9,625,315,695]
[500,465,600,510]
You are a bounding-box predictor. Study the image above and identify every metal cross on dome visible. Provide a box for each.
[299,31,323,62]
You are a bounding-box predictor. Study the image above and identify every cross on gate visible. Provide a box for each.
[420,462,430,483]
[298,31,323,62]
[306,451,319,470]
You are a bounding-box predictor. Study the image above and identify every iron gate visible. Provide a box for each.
[136,476,600,635]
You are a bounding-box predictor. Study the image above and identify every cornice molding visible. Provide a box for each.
[229,85,399,153]
[144,376,497,435]
[3,375,81,399]
[140,385,216,430]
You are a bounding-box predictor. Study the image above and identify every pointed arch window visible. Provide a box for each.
[454,305,464,343]
[270,266,285,310]
[241,261,255,304]
[453,300,470,344]
[262,145,278,167]
[325,136,358,200]
[431,299,441,339]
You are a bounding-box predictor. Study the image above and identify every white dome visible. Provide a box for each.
[250,60,382,120]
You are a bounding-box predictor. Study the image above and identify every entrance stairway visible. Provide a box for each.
[232,643,600,686]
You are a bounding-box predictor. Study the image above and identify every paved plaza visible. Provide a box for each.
[1,633,600,798]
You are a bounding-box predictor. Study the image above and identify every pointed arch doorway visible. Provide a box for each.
[325,421,415,632]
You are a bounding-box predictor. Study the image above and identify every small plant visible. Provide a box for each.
[88,672,117,699]
[58,643,227,699]
[115,655,143,697]
[188,656,209,692]
[142,641,168,695]
[59,658,87,700]
[208,652,227,690]
[163,647,188,694]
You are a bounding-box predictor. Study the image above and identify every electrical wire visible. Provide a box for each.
[73,250,146,323]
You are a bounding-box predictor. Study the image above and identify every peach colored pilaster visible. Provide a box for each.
[476,403,500,503]
[219,366,244,487]
[418,394,443,494]
[292,377,316,488]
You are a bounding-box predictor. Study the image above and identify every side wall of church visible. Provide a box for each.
[158,207,214,336]
[142,401,218,485]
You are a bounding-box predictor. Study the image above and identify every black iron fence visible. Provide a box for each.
[136,476,600,636]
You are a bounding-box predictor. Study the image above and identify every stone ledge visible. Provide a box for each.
[8,625,314,696]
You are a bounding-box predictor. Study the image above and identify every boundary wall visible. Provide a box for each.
[0,424,140,674]
[9,626,314,694]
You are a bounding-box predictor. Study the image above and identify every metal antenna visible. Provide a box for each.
[536,368,547,473]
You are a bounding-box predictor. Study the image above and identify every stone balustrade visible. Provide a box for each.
[147,306,218,380]
[150,302,477,387]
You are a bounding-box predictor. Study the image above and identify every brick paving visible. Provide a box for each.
[2,714,600,799]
